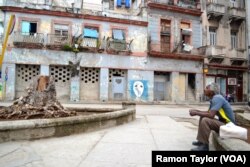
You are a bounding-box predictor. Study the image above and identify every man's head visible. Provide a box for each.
[204,82,219,98]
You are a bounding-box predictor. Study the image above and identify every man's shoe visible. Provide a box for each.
[191,144,208,151]
[192,141,203,146]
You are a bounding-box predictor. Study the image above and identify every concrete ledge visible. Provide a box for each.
[209,131,250,151]
[0,104,136,143]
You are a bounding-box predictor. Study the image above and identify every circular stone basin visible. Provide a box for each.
[0,102,136,143]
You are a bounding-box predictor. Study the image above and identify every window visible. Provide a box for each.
[54,24,69,36]
[161,20,171,52]
[112,29,125,40]
[180,22,191,45]
[231,31,237,49]
[110,0,114,9]
[209,28,217,46]
[21,21,37,35]
[117,0,130,8]
[83,27,99,39]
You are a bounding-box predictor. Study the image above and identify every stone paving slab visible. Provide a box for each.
[0,104,248,167]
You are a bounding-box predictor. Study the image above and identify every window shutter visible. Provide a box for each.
[125,0,130,8]
[21,21,30,35]
[117,0,122,7]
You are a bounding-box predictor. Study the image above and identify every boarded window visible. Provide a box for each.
[161,19,171,52]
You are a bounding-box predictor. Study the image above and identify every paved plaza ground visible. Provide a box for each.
[0,103,247,167]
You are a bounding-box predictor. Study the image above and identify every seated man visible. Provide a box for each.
[189,83,236,151]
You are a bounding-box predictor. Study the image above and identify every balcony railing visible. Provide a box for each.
[178,0,197,9]
[206,0,226,19]
[47,34,71,45]
[81,37,98,48]
[149,0,200,10]
[228,7,246,20]
[198,45,226,56]
[13,32,44,44]
[106,37,133,54]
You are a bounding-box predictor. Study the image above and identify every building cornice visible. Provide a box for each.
[207,64,248,71]
[148,2,202,16]
[149,51,204,61]
[0,6,148,27]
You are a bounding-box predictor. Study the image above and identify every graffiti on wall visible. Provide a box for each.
[130,80,148,101]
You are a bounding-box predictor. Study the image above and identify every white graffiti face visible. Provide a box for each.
[133,81,144,98]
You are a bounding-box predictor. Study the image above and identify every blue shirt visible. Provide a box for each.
[209,94,236,124]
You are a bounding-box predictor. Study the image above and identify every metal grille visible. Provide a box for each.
[80,67,100,83]
[16,64,40,82]
[50,65,71,83]
[109,69,126,82]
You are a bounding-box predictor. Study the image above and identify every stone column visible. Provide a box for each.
[100,68,109,102]
[40,65,49,76]
[171,71,179,103]
[1,63,16,100]
[70,76,80,102]
[195,73,203,102]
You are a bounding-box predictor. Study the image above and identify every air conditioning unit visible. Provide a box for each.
[181,28,192,35]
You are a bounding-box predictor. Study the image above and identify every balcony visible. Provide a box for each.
[229,49,246,58]
[106,37,133,55]
[228,7,246,22]
[198,45,225,56]
[148,0,202,16]
[206,0,225,20]
[79,37,104,53]
[13,32,44,49]
[46,34,71,50]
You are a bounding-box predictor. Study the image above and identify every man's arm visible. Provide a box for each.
[189,109,217,119]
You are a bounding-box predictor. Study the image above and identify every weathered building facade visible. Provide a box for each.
[200,0,248,102]
[0,0,207,103]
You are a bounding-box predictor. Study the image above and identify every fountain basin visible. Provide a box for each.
[0,102,136,143]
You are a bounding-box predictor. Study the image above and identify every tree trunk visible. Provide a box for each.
[0,75,76,120]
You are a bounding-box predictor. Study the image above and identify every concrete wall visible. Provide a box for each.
[3,48,203,102]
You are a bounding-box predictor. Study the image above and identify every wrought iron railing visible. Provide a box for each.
[106,37,133,53]
[47,34,71,45]
[13,32,44,44]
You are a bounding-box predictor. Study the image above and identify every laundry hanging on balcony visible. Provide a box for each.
[113,29,125,40]
[83,28,99,39]
[117,0,130,8]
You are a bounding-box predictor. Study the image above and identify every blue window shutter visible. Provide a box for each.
[125,0,130,8]
[21,21,30,35]
[84,28,98,39]
[117,0,122,7]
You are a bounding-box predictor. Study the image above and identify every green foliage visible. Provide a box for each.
[63,44,73,51]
